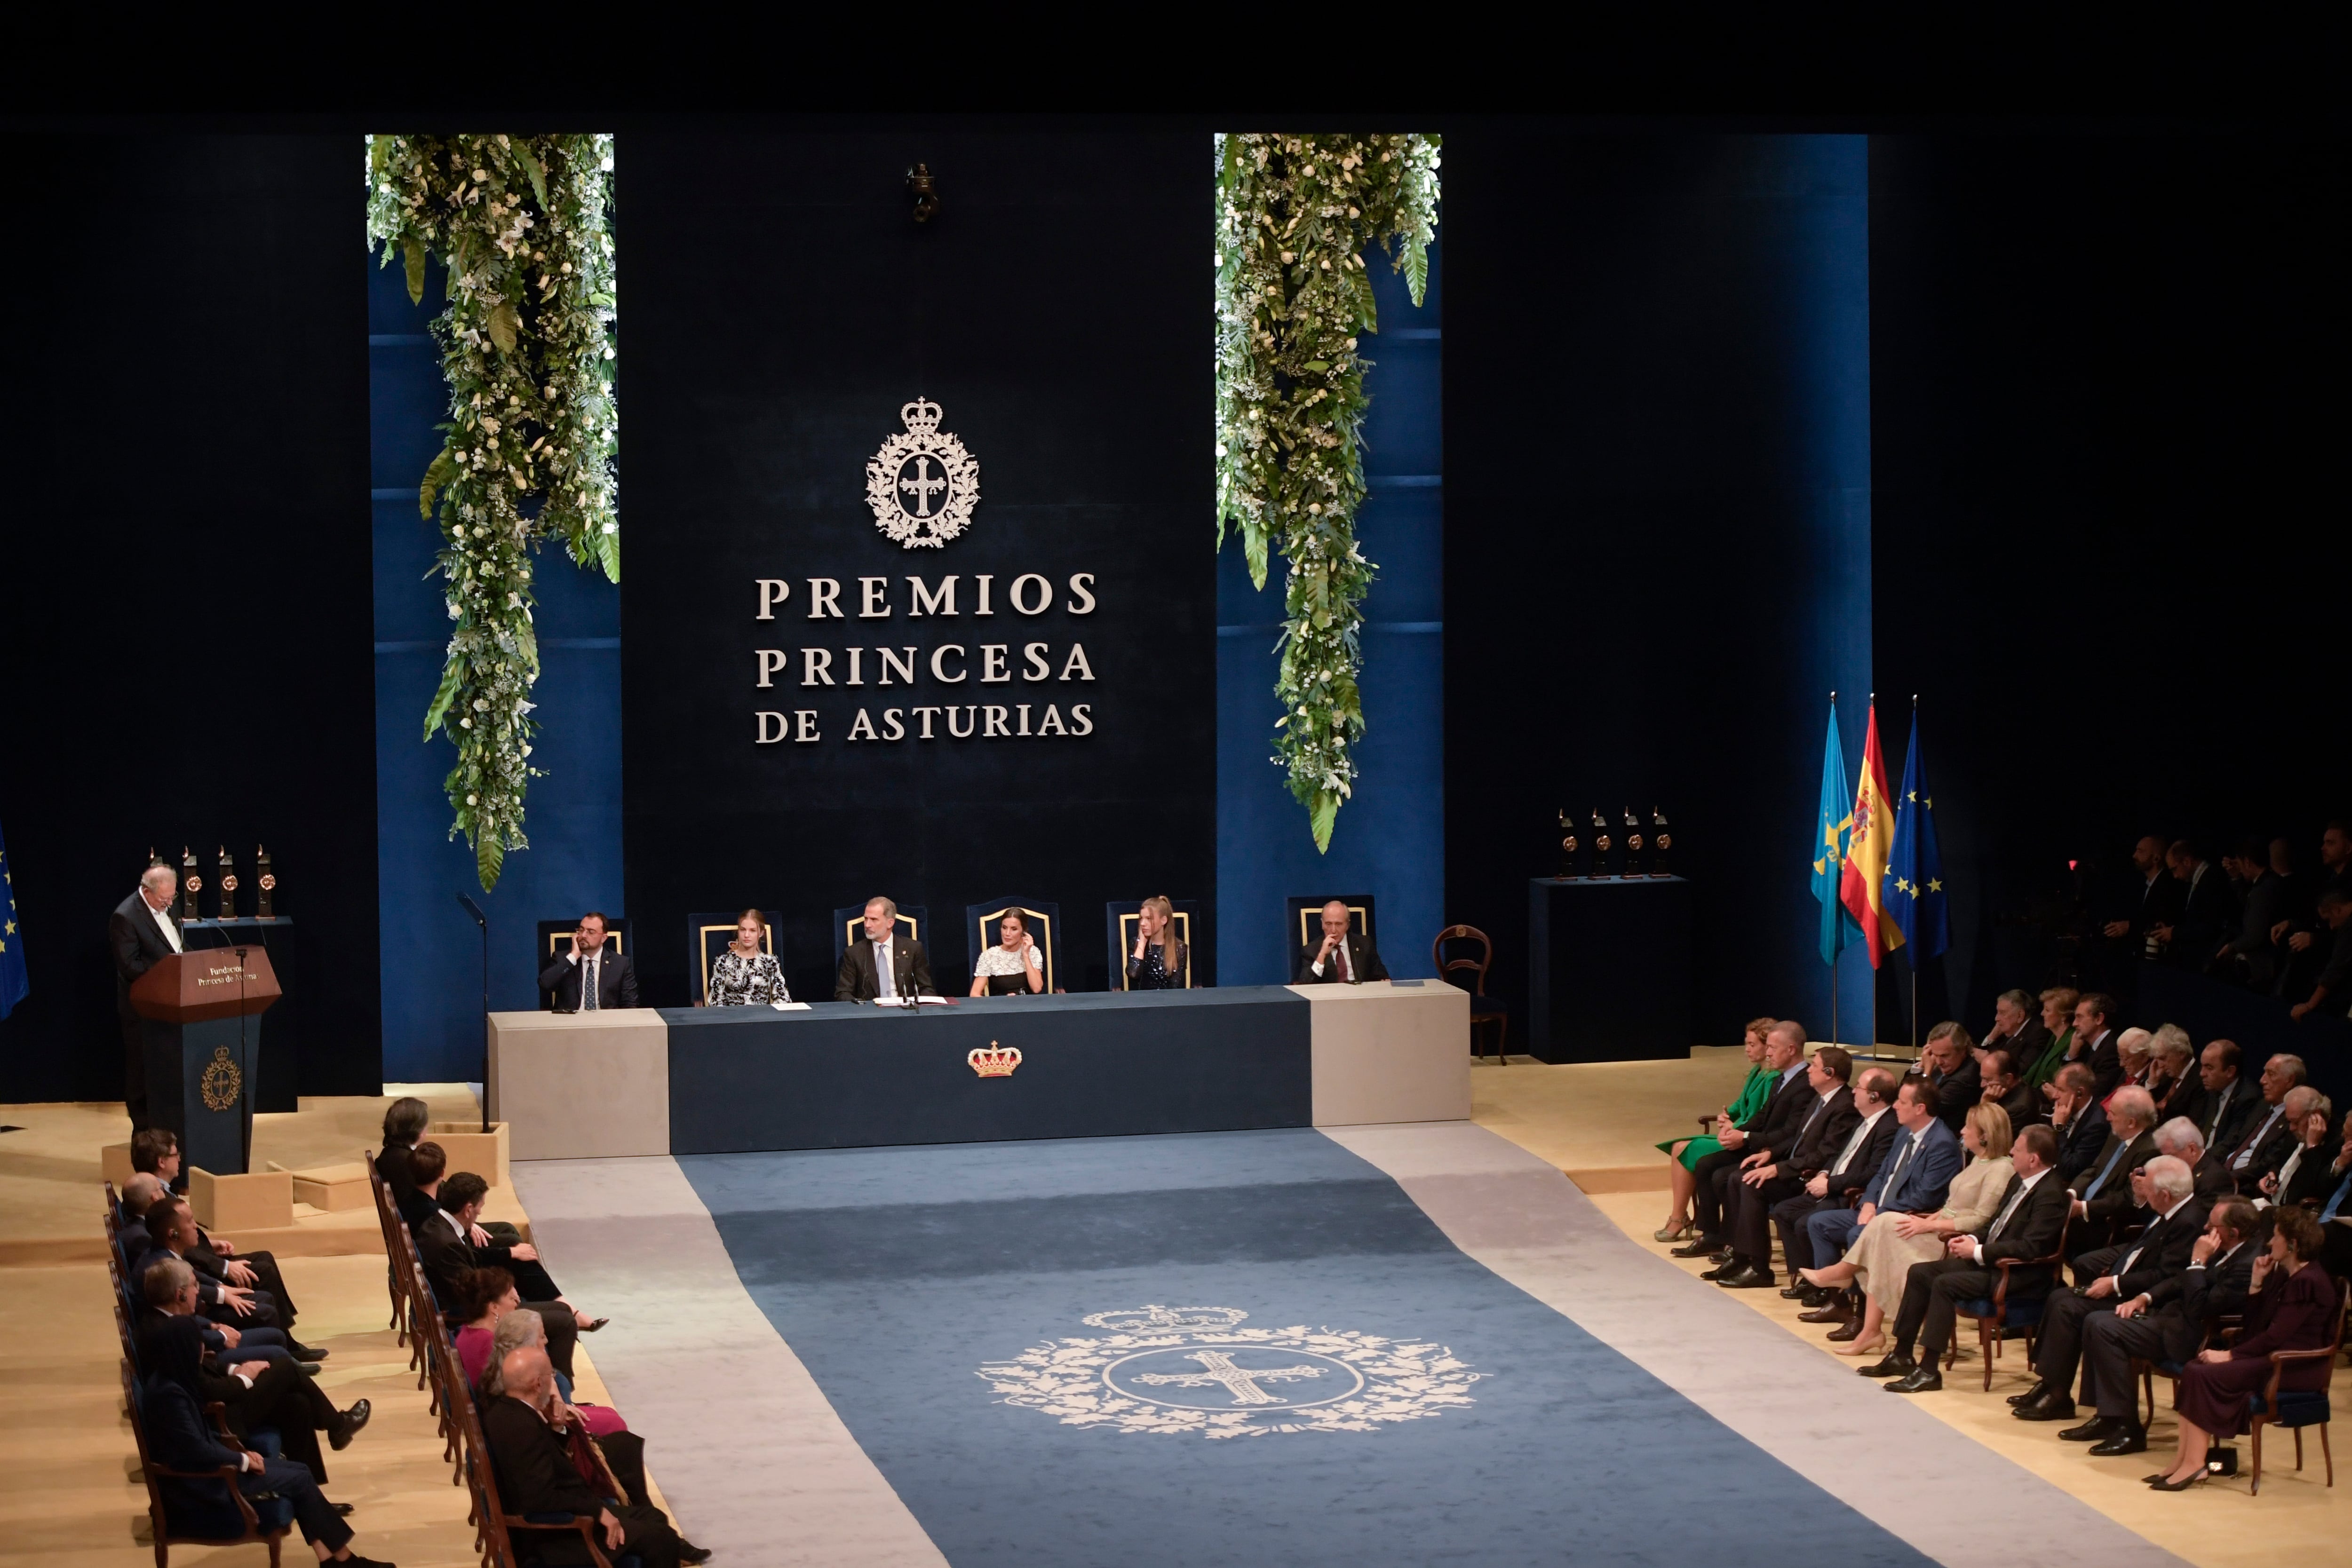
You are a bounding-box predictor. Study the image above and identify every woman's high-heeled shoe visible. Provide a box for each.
[2147,1471,2203,1492]
[578,1317,611,1333]
[1833,1332,1886,1358]
[1654,1219,1694,1243]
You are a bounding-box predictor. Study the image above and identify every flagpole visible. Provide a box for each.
[1831,691,1839,1052]
[1910,693,1921,1053]
[1868,692,1876,1054]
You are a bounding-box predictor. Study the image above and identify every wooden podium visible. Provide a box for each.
[129,948,281,1176]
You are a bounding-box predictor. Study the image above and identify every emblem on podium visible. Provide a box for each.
[200,1044,244,1112]
[866,398,980,549]
[969,1040,1022,1077]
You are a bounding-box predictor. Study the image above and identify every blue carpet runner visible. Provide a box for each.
[679,1129,1933,1567]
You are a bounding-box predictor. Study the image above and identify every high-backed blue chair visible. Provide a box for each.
[965,897,1062,994]
[1285,894,1375,978]
[684,910,780,1004]
[534,918,630,1010]
[831,905,927,965]
[123,1358,294,1563]
[2247,1276,2345,1496]
[1104,900,1203,990]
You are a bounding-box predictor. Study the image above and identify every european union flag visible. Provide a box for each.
[1812,702,1862,967]
[0,819,25,1020]
[1884,707,1948,960]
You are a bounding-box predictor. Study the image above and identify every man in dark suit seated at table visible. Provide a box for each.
[835,896,936,1001]
[1294,899,1388,985]
[1864,1121,2074,1393]
[538,911,637,1011]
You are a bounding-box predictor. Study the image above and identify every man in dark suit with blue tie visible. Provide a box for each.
[2064,1085,2158,1255]
[1802,1077,1965,1273]
[1869,1122,2074,1393]
[537,911,637,1010]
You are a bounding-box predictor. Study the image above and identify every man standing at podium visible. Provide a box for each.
[110,863,183,1131]
[538,911,637,1010]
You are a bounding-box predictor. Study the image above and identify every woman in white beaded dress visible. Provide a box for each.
[969,910,1046,996]
[705,908,790,1006]
[1799,1099,2014,1359]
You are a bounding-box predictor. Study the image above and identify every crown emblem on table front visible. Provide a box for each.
[968,1041,1021,1077]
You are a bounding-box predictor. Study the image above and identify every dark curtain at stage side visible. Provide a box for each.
[621,133,1214,1004]
[0,135,380,1101]
[1869,133,2347,1023]
[1444,133,1874,1050]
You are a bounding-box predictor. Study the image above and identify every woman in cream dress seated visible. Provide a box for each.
[1799,1100,2014,1359]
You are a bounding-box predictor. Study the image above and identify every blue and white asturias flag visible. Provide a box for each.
[1884,706,1949,960]
[1812,701,1862,967]
[0,819,26,1020]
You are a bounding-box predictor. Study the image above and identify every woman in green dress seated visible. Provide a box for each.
[2021,985,2077,1094]
[1655,1017,1778,1243]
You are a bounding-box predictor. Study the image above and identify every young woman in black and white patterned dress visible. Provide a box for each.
[706,908,790,1006]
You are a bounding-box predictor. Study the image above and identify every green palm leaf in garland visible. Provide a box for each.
[366,134,619,891]
[1215,133,1439,853]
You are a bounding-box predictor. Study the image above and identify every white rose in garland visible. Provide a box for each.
[1216,133,1438,853]
[366,133,619,890]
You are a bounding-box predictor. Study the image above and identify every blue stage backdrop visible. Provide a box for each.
[618,131,1215,1005]
[1446,133,1875,1047]
[1218,248,1443,987]
[369,259,626,1081]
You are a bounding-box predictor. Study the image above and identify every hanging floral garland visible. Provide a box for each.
[1215,133,1439,853]
[365,134,619,890]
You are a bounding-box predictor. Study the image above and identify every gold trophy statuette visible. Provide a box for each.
[255,846,276,920]
[1592,809,1613,879]
[216,847,238,923]
[179,846,201,920]
[1557,810,1583,879]
[1651,808,1672,877]
[1624,808,1646,879]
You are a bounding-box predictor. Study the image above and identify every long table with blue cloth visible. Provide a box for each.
[485,981,1470,1160]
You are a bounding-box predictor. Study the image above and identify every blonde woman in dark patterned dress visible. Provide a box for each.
[706,908,790,1006]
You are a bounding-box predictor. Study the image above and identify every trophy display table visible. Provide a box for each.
[128,947,282,1176]
[486,981,1469,1160]
[1528,875,1694,1062]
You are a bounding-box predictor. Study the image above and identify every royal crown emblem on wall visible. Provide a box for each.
[969,1041,1022,1077]
[866,398,980,549]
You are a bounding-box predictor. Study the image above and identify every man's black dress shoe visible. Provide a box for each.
[2014,1393,2078,1422]
[1780,1284,1812,1300]
[1799,1301,1852,1324]
[1716,1265,1774,1289]
[286,1342,328,1361]
[1858,1353,1915,1378]
[1670,1238,1720,1259]
[1824,1320,1866,1342]
[1885,1366,1943,1394]
[2089,1427,2148,1457]
[330,1399,372,1451]
[331,1501,357,1516]
[2058,1414,2123,1443]
[1707,1248,1734,1265]
[1699,1261,1737,1281]
[2006,1380,2049,1407]
[679,1545,714,1566]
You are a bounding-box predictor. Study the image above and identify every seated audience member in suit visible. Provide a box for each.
[1713,1046,1861,1289]
[972,909,1047,996]
[835,896,936,1001]
[2014,1154,2206,1428]
[1294,899,1387,985]
[1777,1068,1903,1295]
[2023,987,2079,1094]
[2147,1117,2235,1205]
[1124,895,1191,991]
[138,1198,283,1334]
[1656,1019,1777,1243]
[140,1314,396,1568]
[2068,1197,2262,1455]
[2067,1085,2159,1253]
[2288,887,2352,1021]
[1920,1022,1981,1136]
[1672,1021,1813,1259]
[1977,1045,2040,1132]
[2143,1026,2200,1125]
[140,1258,369,1482]
[381,1104,519,1250]
[483,1305,629,1444]
[704,908,790,1006]
[2107,1029,2156,1102]
[2152,1206,2341,1489]
[1981,989,2052,1083]
[1801,1101,2012,1360]
[2220,1053,2309,1194]
[538,911,637,1011]
[2048,1064,2111,1181]
[2070,993,2126,1100]
[132,1129,311,1354]
[2264,1093,2340,1208]
[2186,1038,2256,1156]
[416,1172,600,1376]
[484,1346,707,1567]
[396,1140,521,1255]
[135,1253,296,1374]
[117,1172,167,1272]
[1800,1076,1964,1291]
[1863,1121,2073,1393]
[110,862,183,1133]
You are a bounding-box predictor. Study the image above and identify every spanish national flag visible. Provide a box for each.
[1837,701,1905,966]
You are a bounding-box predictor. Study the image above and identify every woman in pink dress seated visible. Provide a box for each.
[456,1267,628,1438]
[2151,1206,2342,1490]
